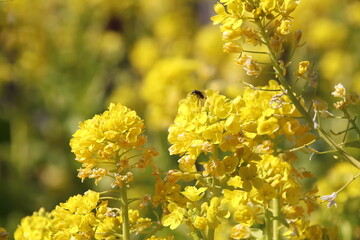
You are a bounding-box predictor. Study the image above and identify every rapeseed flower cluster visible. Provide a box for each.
[70,103,158,186]
[168,80,313,174]
[212,0,301,76]
[13,104,166,240]
[161,80,326,239]
[14,191,154,240]
[13,208,51,240]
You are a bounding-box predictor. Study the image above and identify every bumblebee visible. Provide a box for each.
[191,90,206,100]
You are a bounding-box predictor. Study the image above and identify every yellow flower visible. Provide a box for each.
[14,208,52,240]
[236,54,262,77]
[257,116,279,135]
[193,216,208,230]
[227,176,244,188]
[239,164,264,191]
[204,197,230,229]
[277,19,292,35]
[161,203,186,230]
[252,182,277,204]
[283,219,309,239]
[258,154,291,188]
[231,224,251,239]
[223,41,243,53]
[212,0,300,70]
[59,190,99,214]
[153,178,187,207]
[222,155,239,174]
[280,0,300,14]
[202,159,226,178]
[168,90,232,162]
[283,205,304,220]
[211,3,229,25]
[51,190,100,239]
[234,205,255,225]
[223,189,249,207]
[226,2,245,29]
[181,186,207,202]
[94,216,121,240]
[70,103,156,185]
[283,185,302,205]
[211,2,245,30]
[170,80,309,165]
[297,61,310,75]
[332,83,346,98]
[260,0,277,14]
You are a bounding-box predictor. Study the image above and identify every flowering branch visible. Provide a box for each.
[255,16,360,171]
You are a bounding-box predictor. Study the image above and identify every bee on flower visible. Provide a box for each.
[191,90,206,100]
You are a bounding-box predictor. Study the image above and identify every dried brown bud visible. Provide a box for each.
[293,30,302,46]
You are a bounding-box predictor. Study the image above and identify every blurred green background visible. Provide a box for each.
[0,0,360,239]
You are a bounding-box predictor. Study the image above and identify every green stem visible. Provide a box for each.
[120,185,131,240]
[272,198,280,240]
[212,146,220,161]
[207,228,215,240]
[343,109,360,136]
[264,207,272,240]
[336,172,360,194]
[255,18,360,170]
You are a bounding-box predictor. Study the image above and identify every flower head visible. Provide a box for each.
[168,90,232,165]
[319,192,338,208]
[161,203,186,230]
[70,103,157,185]
[212,0,300,76]
[14,209,52,240]
[181,186,207,202]
[231,224,251,239]
[297,61,310,75]
[331,83,346,98]
[51,190,100,238]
